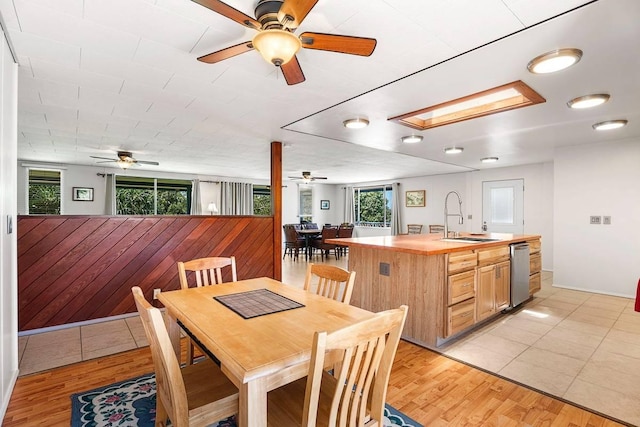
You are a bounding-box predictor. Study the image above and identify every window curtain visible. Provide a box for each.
[220,181,253,215]
[343,186,354,224]
[190,179,202,215]
[104,174,116,215]
[390,182,402,235]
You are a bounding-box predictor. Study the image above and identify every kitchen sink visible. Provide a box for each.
[440,237,501,243]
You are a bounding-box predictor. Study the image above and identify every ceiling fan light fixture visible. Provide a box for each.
[444,147,464,154]
[343,118,369,129]
[252,29,301,66]
[527,48,582,74]
[567,94,610,109]
[481,157,499,163]
[592,120,628,131]
[117,160,132,170]
[401,135,423,143]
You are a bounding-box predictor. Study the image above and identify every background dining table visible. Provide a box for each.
[157,277,374,427]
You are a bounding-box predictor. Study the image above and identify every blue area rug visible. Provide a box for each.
[71,372,422,426]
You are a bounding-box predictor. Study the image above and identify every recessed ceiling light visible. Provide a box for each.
[567,94,610,109]
[444,147,464,154]
[401,135,423,143]
[481,157,499,163]
[527,48,582,74]
[343,118,369,129]
[592,120,628,131]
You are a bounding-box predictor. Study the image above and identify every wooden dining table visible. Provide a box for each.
[157,277,374,427]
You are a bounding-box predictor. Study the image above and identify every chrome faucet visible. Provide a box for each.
[444,191,464,238]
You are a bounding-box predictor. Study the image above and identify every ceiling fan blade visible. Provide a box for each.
[277,0,318,30]
[312,176,327,179]
[90,156,117,161]
[198,41,254,64]
[191,0,260,29]
[281,56,305,86]
[300,32,377,56]
[135,160,160,166]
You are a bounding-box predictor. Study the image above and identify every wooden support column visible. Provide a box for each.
[271,141,282,281]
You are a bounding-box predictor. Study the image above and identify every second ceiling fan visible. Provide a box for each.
[193,0,377,85]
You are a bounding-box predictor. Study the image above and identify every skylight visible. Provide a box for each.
[389,81,545,131]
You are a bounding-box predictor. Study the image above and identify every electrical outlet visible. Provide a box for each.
[153,288,161,299]
[603,216,611,225]
[590,216,601,225]
[379,262,390,276]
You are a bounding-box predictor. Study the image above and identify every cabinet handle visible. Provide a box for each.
[460,312,471,317]
[462,283,471,287]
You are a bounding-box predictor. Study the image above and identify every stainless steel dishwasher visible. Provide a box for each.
[510,242,530,307]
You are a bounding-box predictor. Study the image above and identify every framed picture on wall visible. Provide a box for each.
[405,190,425,207]
[73,187,94,201]
[320,200,330,210]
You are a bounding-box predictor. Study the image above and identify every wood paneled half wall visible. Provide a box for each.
[17,215,274,332]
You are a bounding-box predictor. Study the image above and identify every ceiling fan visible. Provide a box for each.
[193,0,377,85]
[90,151,160,170]
[288,171,327,182]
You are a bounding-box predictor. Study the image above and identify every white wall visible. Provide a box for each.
[468,162,554,270]
[0,22,18,420]
[554,138,640,297]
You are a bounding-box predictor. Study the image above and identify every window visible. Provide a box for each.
[354,185,392,227]
[115,176,191,215]
[253,185,271,215]
[28,169,61,214]
[299,185,313,223]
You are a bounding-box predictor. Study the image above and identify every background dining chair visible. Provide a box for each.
[267,305,408,426]
[283,225,307,260]
[310,226,339,260]
[131,287,238,427]
[429,224,445,234]
[177,256,237,288]
[177,256,237,364]
[336,223,354,256]
[407,224,423,234]
[303,263,356,304]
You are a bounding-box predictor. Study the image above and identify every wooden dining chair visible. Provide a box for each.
[177,256,237,288]
[303,263,356,304]
[267,305,408,426]
[177,256,237,364]
[310,226,339,260]
[407,224,423,234]
[131,287,238,427]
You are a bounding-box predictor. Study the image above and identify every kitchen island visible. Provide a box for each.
[327,233,541,348]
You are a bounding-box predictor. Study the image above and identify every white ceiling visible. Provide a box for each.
[2,0,638,184]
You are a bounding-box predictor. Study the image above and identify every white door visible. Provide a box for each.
[482,179,524,234]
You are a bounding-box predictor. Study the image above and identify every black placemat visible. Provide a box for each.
[214,288,304,319]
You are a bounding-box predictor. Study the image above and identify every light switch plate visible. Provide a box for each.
[603,216,611,225]
[590,216,601,224]
[379,262,390,276]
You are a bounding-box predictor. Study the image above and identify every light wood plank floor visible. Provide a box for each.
[3,338,626,426]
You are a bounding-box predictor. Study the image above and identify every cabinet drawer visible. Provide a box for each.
[447,298,475,337]
[476,246,510,266]
[529,271,541,294]
[530,253,542,273]
[448,270,476,305]
[448,251,477,274]
[528,239,541,254]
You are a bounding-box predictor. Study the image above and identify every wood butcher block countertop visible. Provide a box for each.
[327,232,541,256]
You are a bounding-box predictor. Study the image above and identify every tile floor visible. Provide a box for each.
[17,257,640,425]
[440,270,640,426]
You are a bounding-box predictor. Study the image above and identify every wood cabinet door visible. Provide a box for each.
[494,260,511,311]
[476,265,495,322]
